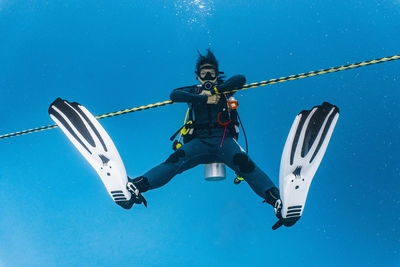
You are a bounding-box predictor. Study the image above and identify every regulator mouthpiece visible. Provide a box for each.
[203,81,214,91]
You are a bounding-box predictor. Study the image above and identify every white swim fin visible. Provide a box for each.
[278,102,339,227]
[49,98,134,209]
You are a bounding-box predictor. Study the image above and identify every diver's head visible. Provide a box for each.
[195,49,222,87]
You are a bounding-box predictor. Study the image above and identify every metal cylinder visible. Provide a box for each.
[204,163,226,181]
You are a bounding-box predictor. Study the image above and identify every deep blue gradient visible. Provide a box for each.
[1,1,399,266]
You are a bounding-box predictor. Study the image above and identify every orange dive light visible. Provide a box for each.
[228,96,238,110]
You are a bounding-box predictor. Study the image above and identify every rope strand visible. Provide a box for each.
[1,54,399,140]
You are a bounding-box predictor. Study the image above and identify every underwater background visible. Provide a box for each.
[1,0,399,266]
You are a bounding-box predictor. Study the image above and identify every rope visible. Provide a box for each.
[1,54,399,140]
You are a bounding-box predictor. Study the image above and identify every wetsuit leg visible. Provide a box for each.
[217,138,276,198]
[141,138,217,190]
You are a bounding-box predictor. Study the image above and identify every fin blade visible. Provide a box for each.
[49,98,131,205]
[279,102,339,219]
[280,114,302,178]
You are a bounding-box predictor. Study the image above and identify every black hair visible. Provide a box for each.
[195,49,219,73]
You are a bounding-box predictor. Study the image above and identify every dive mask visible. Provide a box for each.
[199,68,217,80]
[198,66,217,81]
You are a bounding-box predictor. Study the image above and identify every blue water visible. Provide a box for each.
[1,0,399,266]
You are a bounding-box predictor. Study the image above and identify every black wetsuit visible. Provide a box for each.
[141,75,275,199]
[170,75,244,139]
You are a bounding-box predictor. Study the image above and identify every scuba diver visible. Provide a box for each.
[49,49,339,230]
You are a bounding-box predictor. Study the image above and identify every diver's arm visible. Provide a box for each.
[170,86,208,103]
[218,74,246,94]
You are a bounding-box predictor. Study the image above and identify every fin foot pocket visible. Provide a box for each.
[124,176,149,208]
[270,198,299,230]
[272,217,299,230]
[116,199,135,210]
[264,187,299,230]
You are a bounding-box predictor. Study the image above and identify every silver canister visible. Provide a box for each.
[204,163,226,181]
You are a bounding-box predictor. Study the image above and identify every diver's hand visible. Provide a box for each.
[199,90,220,104]
[207,94,220,104]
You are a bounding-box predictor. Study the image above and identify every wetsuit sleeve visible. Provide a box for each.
[170,86,208,103]
[217,75,246,94]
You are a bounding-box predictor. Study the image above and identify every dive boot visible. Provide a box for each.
[116,176,149,209]
[264,187,298,230]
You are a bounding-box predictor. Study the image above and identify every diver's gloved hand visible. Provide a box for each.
[199,90,220,104]
[207,94,220,104]
[271,199,299,230]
